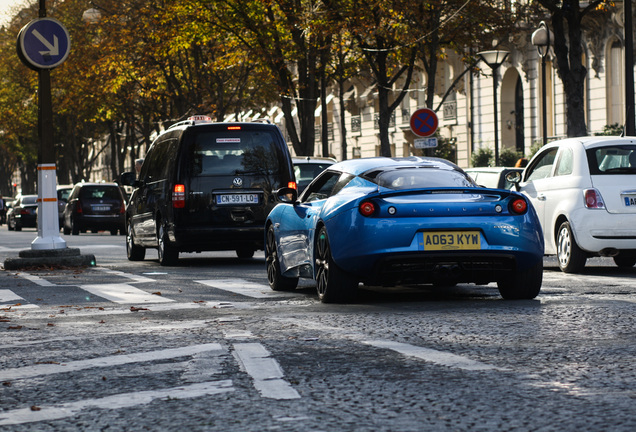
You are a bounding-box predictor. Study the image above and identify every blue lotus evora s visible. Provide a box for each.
[265,157,544,303]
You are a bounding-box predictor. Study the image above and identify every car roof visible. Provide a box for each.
[74,182,120,188]
[328,156,462,176]
[545,136,636,150]
[292,156,337,164]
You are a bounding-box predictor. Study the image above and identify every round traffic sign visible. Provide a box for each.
[410,108,439,137]
[17,18,71,70]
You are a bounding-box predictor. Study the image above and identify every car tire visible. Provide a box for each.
[266,225,298,291]
[497,261,543,300]
[7,218,13,231]
[315,226,358,303]
[15,222,21,231]
[157,222,178,266]
[236,248,255,259]
[71,218,80,235]
[63,222,71,235]
[126,223,145,261]
[613,252,636,268]
[556,221,586,273]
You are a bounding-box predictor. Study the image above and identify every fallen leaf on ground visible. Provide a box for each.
[130,306,149,312]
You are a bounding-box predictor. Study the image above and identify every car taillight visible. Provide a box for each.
[172,184,186,208]
[76,201,83,213]
[509,198,528,215]
[119,202,126,214]
[359,201,376,217]
[288,181,297,190]
[584,189,605,209]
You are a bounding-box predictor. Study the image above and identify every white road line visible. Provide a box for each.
[15,273,57,287]
[0,343,224,381]
[0,289,25,303]
[362,340,507,371]
[543,272,636,287]
[233,343,301,400]
[196,278,291,298]
[79,283,175,304]
[272,317,504,372]
[0,380,234,426]
[92,267,156,283]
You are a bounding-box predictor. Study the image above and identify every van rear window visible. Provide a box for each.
[190,131,280,176]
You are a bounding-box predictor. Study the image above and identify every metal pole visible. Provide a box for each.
[493,70,499,166]
[625,0,635,136]
[541,55,547,145]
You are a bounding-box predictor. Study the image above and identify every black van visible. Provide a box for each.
[120,117,296,265]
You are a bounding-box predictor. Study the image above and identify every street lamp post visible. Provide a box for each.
[532,22,551,145]
[477,50,509,166]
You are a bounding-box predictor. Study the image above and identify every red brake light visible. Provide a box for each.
[510,198,527,215]
[359,201,376,217]
[76,201,83,213]
[584,189,605,209]
[227,126,241,130]
[172,184,186,208]
[288,181,297,190]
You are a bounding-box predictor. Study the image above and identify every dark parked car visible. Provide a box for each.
[119,116,296,265]
[293,156,337,193]
[7,194,38,231]
[57,185,73,227]
[62,183,126,235]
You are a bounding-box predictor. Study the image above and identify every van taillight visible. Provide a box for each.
[76,201,83,213]
[172,184,186,208]
[119,202,126,214]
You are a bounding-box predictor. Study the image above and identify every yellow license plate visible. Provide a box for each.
[418,231,481,251]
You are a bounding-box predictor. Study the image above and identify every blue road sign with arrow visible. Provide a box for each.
[17,18,71,70]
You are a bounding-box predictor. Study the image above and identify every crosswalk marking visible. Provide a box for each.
[0,289,25,303]
[0,380,234,426]
[233,343,301,400]
[79,283,175,304]
[196,278,290,298]
[0,343,224,381]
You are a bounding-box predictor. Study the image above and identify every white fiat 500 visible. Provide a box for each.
[509,136,636,273]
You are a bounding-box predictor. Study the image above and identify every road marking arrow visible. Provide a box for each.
[31,29,59,56]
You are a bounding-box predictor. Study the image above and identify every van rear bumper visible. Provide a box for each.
[172,225,265,252]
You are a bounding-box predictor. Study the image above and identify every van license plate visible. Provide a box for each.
[623,195,636,206]
[418,231,481,251]
[216,194,259,205]
[93,205,110,211]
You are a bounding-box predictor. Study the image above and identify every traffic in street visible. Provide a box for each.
[1,227,636,431]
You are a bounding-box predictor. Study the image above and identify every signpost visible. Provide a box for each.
[17,7,71,250]
[410,108,438,138]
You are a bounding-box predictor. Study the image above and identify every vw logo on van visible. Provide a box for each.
[233,177,243,187]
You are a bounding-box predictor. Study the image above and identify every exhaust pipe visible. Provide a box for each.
[599,248,619,257]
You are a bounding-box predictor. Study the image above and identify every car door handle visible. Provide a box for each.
[537,194,546,201]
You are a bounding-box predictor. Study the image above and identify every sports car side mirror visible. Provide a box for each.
[506,171,522,191]
[276,187,298,204]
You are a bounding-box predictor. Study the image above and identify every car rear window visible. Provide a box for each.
[21,196,38,205]
[365,168,475,190]
[587,146,636,174]
[79,187,122,200]
[189,130,280,176]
